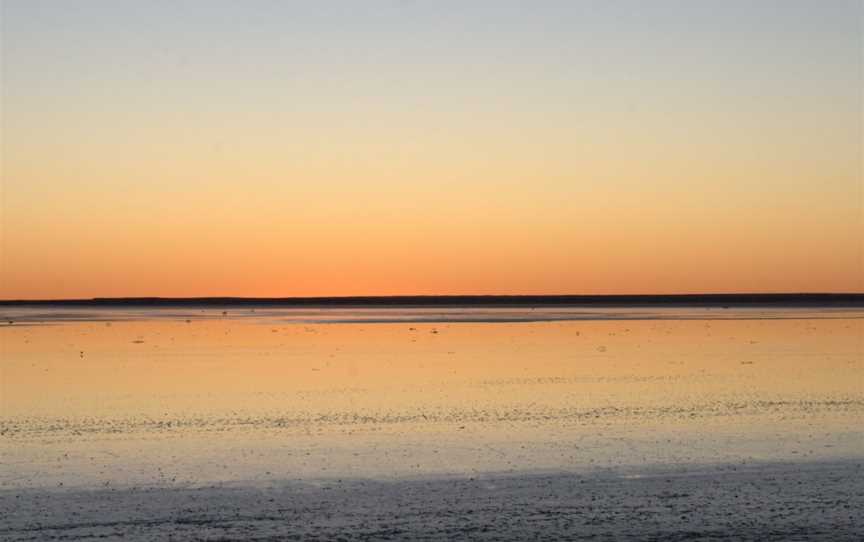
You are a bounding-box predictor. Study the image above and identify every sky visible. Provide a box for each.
[1,0,861,298]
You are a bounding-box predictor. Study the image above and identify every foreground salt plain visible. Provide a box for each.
[1,306,862,539]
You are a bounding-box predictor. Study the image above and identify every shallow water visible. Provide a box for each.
[1,307,862,489]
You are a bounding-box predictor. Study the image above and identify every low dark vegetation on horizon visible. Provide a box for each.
[0,293,862,307]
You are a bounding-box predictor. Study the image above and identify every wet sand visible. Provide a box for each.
[1,306,862,539]
[2,461,862,540]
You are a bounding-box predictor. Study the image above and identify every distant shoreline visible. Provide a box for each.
[1,293,862,307]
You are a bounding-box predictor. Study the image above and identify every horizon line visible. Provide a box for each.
[1,293,862,307]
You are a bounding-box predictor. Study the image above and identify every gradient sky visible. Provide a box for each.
[1,0,861,298]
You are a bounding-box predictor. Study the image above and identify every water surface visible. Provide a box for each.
[1,306,861,489]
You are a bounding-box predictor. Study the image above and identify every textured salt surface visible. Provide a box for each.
[1,309,861,538]
[2,461,862,541]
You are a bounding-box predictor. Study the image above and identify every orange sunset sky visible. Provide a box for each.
[1,1,862,299]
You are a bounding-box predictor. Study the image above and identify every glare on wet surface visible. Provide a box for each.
[1,307,862,489]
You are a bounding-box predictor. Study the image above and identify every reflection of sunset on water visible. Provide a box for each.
[2,309,861,488]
